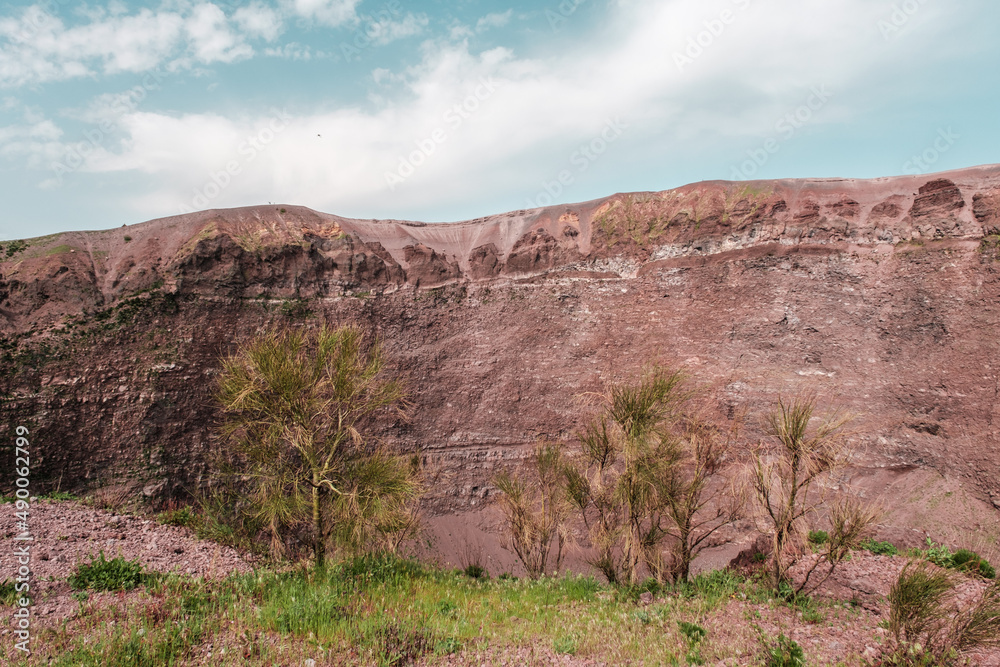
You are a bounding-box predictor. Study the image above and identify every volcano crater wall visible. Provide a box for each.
[3,165,1000,564]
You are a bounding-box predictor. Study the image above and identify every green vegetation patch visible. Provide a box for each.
[69,553,150,592]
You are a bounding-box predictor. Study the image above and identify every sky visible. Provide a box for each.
[1,0,998,240]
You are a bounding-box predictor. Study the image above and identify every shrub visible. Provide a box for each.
[494,442,571,579]
[214,324,420,566]
[951,549,996,579]
[69,552,149,591]
[749,396,877,594]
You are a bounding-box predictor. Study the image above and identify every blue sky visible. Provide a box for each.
[1,0,998,239]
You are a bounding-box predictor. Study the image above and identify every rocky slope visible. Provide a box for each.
[2,164,1000,567]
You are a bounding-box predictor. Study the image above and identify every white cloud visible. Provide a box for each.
[263,42,332,60]
[6,0,979,221]
[286,0,360,27]
[476,10,512,33]
[365,13,429,46]
[184,4,252,64]
[234,2,283,42]
[0,3,270,87]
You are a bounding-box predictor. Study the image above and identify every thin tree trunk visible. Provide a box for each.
[313,471,325,569]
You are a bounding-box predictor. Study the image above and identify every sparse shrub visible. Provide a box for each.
[86,484,134,512]
[923,538,954,568]
[565,366,741,585]
[764,633,806,667]
[494,442,571,579]
[124,235,132,242]
[748,396,879,593]
[44,490,76,501]
[863,539,899,556]
[69,552,149,592]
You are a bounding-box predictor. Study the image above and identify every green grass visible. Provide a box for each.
[69,553,151,592]
[15,552,827,666]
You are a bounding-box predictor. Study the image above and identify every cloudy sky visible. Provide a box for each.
[1,0,998,239]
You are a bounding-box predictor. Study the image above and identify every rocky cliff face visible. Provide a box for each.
[3,164,1000,565]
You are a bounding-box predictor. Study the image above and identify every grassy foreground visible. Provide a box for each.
[7,553,850,666]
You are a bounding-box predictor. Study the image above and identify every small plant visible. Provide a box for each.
[678,620,707,665]
[863,538,899,556]
[68,552,149,592]
[0,580,18,606]
[158,505,197,528]
[280,208,287,213]
[924,538,954,568]
[43,490,76,501]
[808,530,829,546]
[462,563,489,580]
[633,609,652,625]
[678,620,706,643]
[434,637,461,655]
[124,235,132,242]
[435,600,457,617]
[764,633,806,667]
[279,298,313,319]
[552,635,578,655]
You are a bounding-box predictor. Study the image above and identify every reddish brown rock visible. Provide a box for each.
[2,165,1000,571]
